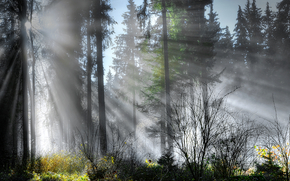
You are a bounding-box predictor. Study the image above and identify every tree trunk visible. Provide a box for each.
[96,0,107,155]
[132,51,136,139]
[12,76,21,167]
[20,0,29,166]
[160,95,166,154]
[30,0,36,160]
[161,0,172,153]
[87,13,93,142]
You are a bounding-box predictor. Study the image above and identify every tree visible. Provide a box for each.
[234,5,248,66]
[262,100,290,181]
[138,0,174,153]
[233,5,248,86]
[0,0,20,169]
[170,85,238,180]
[92,0,115,155]
[95,0,106,155]
[274,0,290,71]
[19,0,29,166]
[138,0,216,154]
[112,0,142,141]
[262,2,276,78]
[137,0,178,153]
[161,0,173,153]
[212,118,258,178]
[86,0,93,144]
[28,0,37,162]
[215,26,234,74]
[246,0,263,70]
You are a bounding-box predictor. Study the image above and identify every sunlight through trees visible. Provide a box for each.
[0,0,290,180]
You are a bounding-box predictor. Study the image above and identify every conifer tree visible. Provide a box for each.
[262,2,275,76]
[215,26,234,73]
[247,0,263,70]
[93,0,115,155]
[274,0,290,71]
[113,0,142,140]
[234,5,248,70]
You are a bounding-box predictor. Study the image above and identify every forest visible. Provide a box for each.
[0,0,290,180]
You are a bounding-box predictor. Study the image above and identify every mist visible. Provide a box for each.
[0,0,290,180]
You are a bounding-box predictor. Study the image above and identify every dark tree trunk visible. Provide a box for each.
[20,0,29,166]
[11,73,21,167]
[96,0,107,155]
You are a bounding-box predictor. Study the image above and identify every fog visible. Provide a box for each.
[0,0,289,174]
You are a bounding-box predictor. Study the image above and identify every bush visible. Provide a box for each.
[31,172,89,181]
[0,170,33,181]
[30,151,88,174]
[131,160,164,181]
[228,175,266,181]
[86,155,119,180]
[255,146,285,180]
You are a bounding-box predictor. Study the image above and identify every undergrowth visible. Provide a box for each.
[3,146,290,181]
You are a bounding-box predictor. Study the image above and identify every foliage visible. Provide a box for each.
[0,170,33,181]
[31,172,89,181]
[86,155,119,180]
[28,151,88,174]
[157,152,177,171]
[255,146,285,180]
[131,156,181,181]
[5,149,290,181]
[227,175,266,181]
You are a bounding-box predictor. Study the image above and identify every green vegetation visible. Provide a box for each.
[2,146,290,181]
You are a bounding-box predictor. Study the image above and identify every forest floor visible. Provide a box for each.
[0,151,287,181]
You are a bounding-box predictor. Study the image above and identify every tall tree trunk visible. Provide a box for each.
[29,0,36,161]
[11,75,21,167]
[160,94,166,154]
[197,3,210,179]
[132,52,136,139]
[161,0,172,152]
[96,0,107,155]
[87,14,92,142]
[20,0,29,166]
[9,11,18,167]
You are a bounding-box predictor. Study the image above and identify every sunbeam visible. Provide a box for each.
[0,0,290,180]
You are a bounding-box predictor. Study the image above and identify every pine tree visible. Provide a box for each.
[113,0,142,140]
[215,26,234,73]
[274,0,290,71]
[137,0,182,153]
[247,0,263,70]
[262,2,276,76]
[234,5,248,75]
